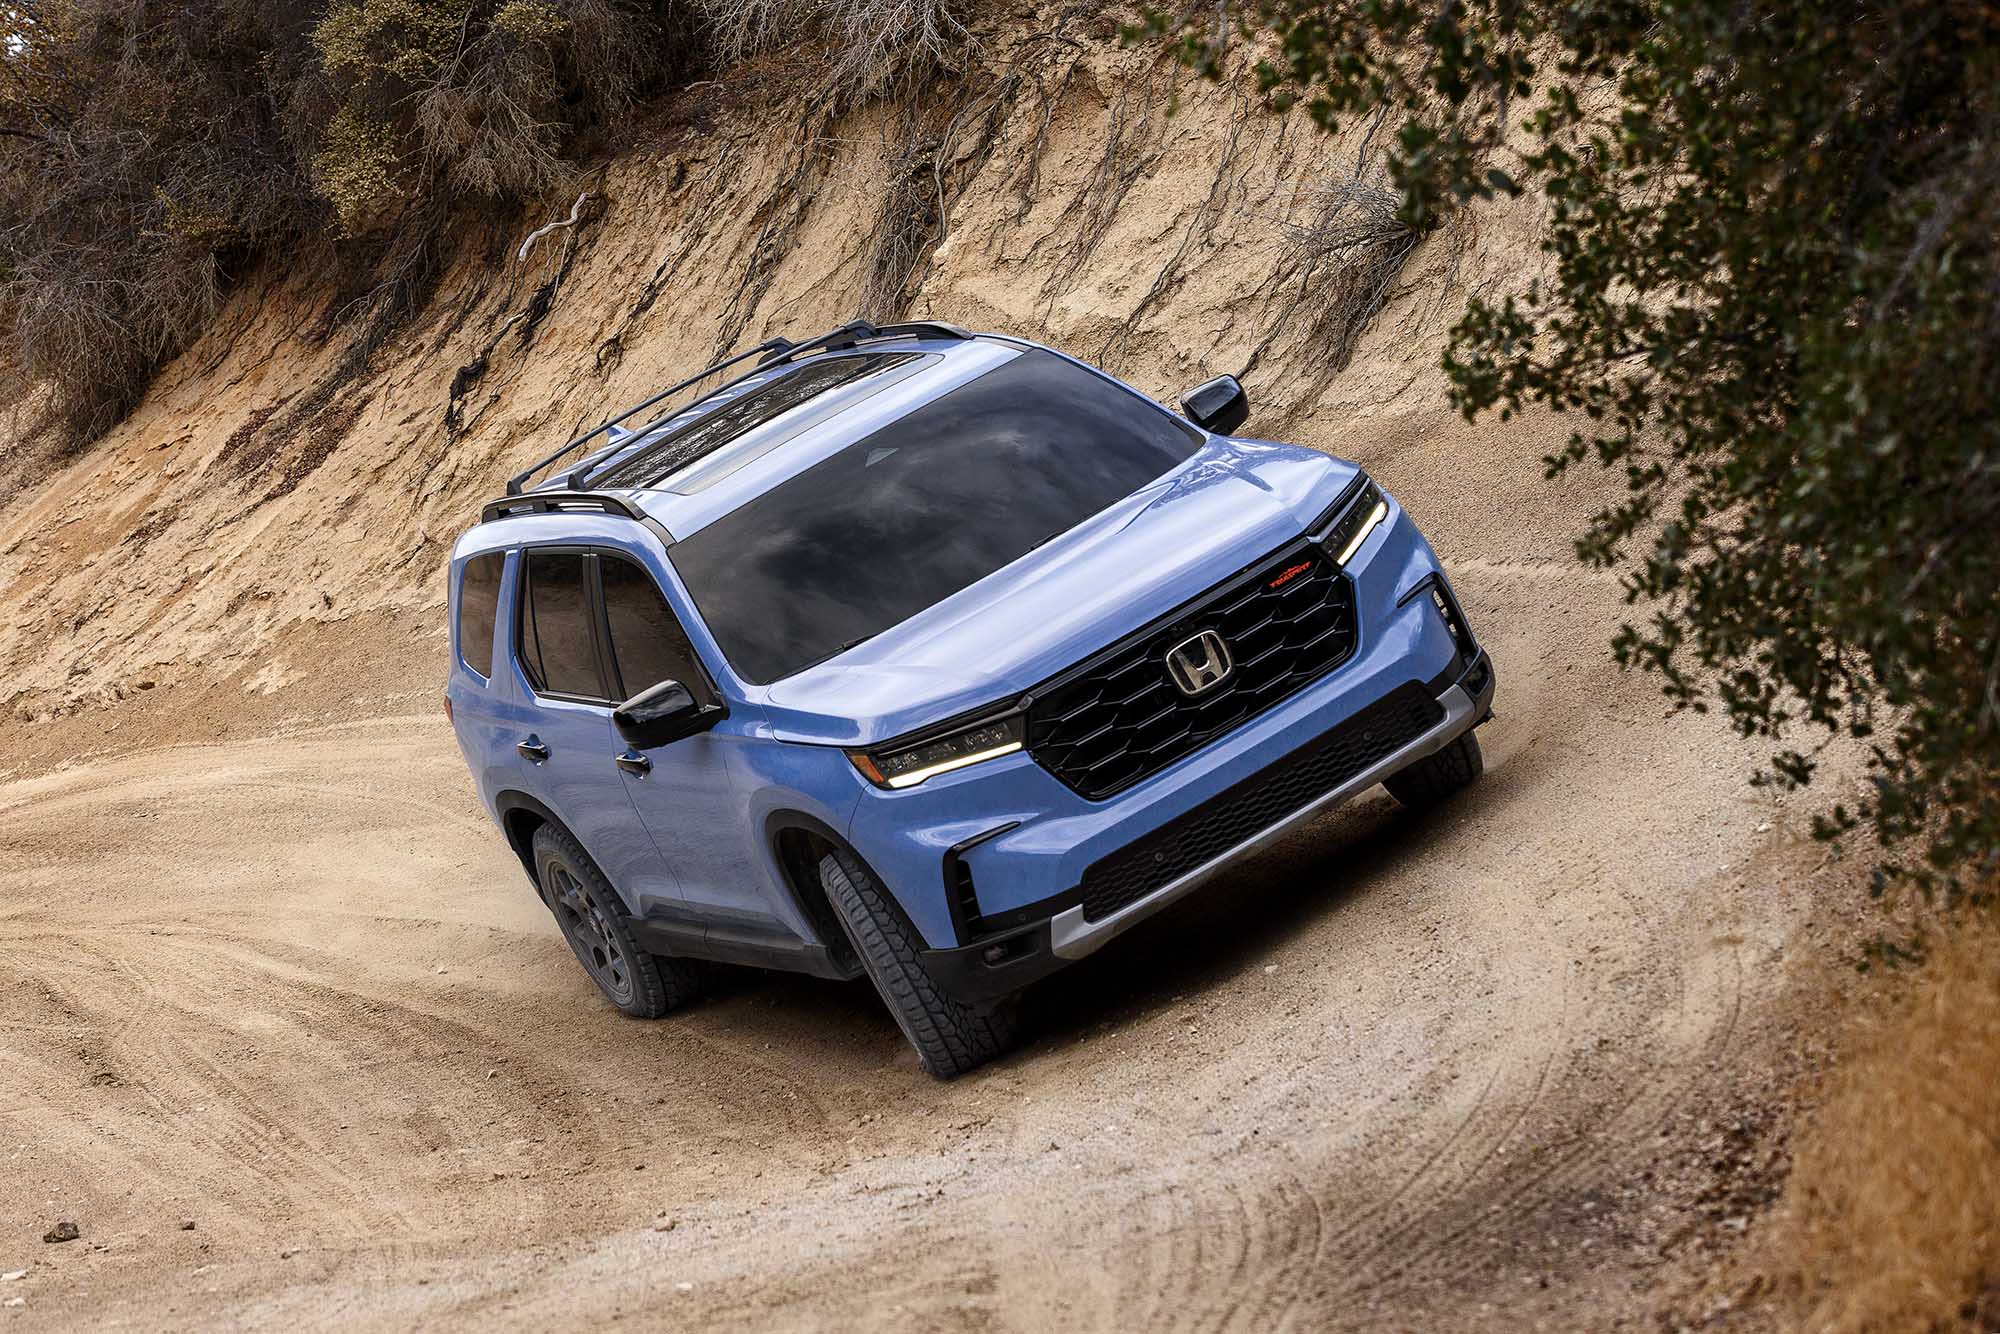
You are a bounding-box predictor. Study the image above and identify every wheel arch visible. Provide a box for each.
[493,790,565,901]
[762,810,872,976]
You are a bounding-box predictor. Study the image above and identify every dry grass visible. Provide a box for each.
[697,0,965,104]
[1276,175,1420,370]
[1768,918,2000,1330]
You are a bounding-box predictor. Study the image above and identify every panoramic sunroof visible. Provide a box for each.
[590,351,921,491]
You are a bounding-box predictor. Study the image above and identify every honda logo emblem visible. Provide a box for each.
[1165,630,1234,697]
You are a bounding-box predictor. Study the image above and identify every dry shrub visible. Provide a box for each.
[1277,175,1420,372]
[0,1,314,445]
[1772,919,2000,1329]
[0,1,693,457]
[314,0,677,229]
[2,0,957,458]
[697,0,964,103]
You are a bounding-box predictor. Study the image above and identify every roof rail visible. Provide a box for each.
[874,320,973,342]
[504,335,794,496]
[507,319,976,497]
[752,319,972,369]
[481,490,645,523]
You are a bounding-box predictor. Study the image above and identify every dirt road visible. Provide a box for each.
[0,30,1861,1325]
[0,522,1832,1328]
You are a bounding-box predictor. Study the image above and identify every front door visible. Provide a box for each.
[508,547,683,917]
[595,553,783,942]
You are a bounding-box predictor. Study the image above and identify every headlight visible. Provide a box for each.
[848,713,1025,789]
[1317,478,1388,565]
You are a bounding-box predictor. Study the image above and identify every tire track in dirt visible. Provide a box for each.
[1,515,1830,1332]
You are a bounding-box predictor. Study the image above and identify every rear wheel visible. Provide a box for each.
[817,848,1020,1079]
[531,823,701,1019]
[1384,729,1484,809]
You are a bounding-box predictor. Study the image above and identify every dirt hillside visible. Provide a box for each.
[0,19,1863,1330]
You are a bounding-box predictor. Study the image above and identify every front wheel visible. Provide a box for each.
[1384,729,1483,809]
[817,849,1020,1079]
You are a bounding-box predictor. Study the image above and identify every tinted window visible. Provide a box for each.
[601,556,713,705]
[592,352,919,491]
[519,551,607,699]
[457,552,504,678]
[669,349,1204,683]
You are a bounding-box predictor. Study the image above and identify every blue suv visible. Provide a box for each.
[446,321,1494,1077]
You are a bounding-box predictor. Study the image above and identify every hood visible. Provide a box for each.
[761,439,1358,745]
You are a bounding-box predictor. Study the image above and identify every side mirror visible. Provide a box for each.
[614,679,726,750]
[1179,374,1249,435]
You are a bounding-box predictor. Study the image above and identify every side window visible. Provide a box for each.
[456,552,504,678]
[601,555,715,705]
[519,551,609,699]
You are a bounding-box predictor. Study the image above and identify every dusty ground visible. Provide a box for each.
[0,411,1861,1328]
[0,21,1875,1329]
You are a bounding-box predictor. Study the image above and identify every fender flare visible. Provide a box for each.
[763,810,938,964]
[760,810,884,975]
[492,790,567,900]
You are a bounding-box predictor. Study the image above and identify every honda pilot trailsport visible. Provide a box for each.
[446,321,1495,1077]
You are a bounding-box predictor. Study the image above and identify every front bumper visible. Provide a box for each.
[920,648,1495,1006]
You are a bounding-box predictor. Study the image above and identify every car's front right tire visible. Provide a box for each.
[817,848,1020,1079]
[1384,728,1484,809]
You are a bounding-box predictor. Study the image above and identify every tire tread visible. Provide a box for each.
[1384,729,1484,808]
[531,823,702,1019]
[818,849,1018,1079]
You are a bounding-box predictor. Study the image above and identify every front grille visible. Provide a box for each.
[1027,544,1358,799]
[1078,682,1443,922]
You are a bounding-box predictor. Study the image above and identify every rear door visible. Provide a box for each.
[508,547,684,918]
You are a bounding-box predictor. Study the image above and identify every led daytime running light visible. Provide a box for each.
[850,715,1026,789]
[1336,499,1388,564]
[881,740,1022,788]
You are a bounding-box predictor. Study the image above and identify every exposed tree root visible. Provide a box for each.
[1032,58,1174,305]
[1008,51,1086,228]
[1237,172,1426,400]
[1099,86,1254,362]
[444,189,606,440]
[205,200,452,504]
[714,120,832,352]
[855,72,1019,320]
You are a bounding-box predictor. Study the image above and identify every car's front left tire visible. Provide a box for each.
[531,823,702,1019]
[817,848,1020,1079]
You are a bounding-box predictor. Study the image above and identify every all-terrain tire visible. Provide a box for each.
[531,823,702,1019]
[1384,729,1484,809]
[817,849,1020,1079]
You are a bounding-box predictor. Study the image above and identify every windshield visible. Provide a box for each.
[668,347,1205,684]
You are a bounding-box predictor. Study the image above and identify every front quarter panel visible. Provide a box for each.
[735,729,871,940]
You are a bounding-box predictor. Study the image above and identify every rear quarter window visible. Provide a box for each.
[456,552,504,678]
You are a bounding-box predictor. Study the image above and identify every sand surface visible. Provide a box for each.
[0,450,1835,1327]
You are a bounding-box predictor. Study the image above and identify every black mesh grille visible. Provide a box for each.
[1078,682,1443,922]
[1027,544,1358,799]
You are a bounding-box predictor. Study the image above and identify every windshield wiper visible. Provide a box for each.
[788,633,876,677]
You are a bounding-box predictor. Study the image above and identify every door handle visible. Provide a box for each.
[615,750,652,777]
[516,736,550,764]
